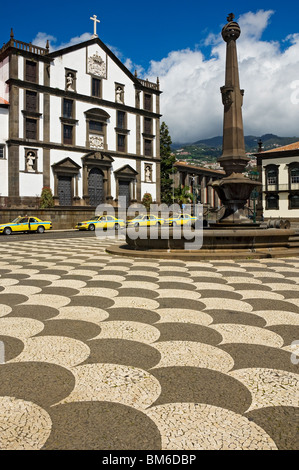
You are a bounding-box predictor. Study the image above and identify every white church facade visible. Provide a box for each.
[0,21,161,210]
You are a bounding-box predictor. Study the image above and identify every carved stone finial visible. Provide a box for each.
[227,13,235,22]
[134,70,137,77]
[10,28,14,39]
[46,40,50,51]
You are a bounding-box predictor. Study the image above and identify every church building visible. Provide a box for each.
[0,17,161,210]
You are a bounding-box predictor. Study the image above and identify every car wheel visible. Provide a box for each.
[134,222,139,227]
[3,227,12,235]
[37,226,45,234]
[114,223,120,231]
[172,221,177,227]
[88,224,95,231]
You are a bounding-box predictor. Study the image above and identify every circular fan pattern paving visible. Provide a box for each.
[0,237,298,450]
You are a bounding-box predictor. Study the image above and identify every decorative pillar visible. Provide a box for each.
[212,13,261,224]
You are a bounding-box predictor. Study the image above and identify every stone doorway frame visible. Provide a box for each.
[51,157,81,206]
[114,164,138,205]
[82,151,114,206]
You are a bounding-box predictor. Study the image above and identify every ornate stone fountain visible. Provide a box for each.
[211,13,261,225]
[107,14,296,260]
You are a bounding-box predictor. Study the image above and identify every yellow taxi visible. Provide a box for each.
[165,213,197,227]
[75,215,125,231]
[127,214,165,227]
[0,216,52,235]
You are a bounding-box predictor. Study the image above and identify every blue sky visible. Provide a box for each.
[2,0,298,69]
[3,1,299,142]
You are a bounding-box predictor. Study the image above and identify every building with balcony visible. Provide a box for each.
[0,29,162,209]
[256,141,299,219]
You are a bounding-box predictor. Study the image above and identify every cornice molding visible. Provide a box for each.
[6,78,162,118]
[6,138,161,162]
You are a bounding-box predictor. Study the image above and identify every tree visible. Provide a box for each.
[160,122,176,205]
[174,185,194,207]
[142,192,152,211]
[40,186,54,208]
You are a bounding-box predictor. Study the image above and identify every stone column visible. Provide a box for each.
[8,53,19,199]
[212,13,261,224]
[201,176,206,204]
[43,63,50,188]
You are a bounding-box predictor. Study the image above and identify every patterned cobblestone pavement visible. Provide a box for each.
[0,236,298,450]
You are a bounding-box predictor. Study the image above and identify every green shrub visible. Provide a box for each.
[142,193,152,211]
[40,186,54,208]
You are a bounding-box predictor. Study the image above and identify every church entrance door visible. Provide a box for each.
[88,168,104,206]
[58,176,72,206]
[118,180,131,208]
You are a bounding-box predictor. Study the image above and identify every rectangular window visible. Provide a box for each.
[144,117,152,134]
[117,134,126,152]
[290,195,299,209]
[25,61,37,83]
[144,93,152,111]
[25,119,37,140]
[117,111,126,129]
[144,139,152,157]
[267,177,277,185]
[89,121,103,132]
[63,125,73,145]
[267,196,279,210]
[63,99,73,118]
[26,91,37,112]
[92,78,101,97]
[0,146,5,159]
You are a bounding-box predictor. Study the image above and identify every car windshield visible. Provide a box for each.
[90,217,100,221]
[11,217,23,223]
[133,215,144,220]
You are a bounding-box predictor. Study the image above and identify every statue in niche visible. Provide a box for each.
[66,73,75,91]
[26,152,35,172]
[116,86,123,103]
[145,165,152,182]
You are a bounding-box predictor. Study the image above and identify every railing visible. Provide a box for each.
[0,39,48,56]
[264,184,299,191]
[138,78,159,90]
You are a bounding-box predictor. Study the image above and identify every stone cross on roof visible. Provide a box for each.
[227,13,235,22]
[90,14,100,37]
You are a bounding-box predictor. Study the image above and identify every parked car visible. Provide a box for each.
[75,215,125,231]
[0,216,52,235]
[127,215,165,227]
[165,213,197,226]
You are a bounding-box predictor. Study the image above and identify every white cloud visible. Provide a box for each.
[32,32,92,51]
[145,10,299,144]
[32,10,299,145]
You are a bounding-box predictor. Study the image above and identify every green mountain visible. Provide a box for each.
[173,134,299,164]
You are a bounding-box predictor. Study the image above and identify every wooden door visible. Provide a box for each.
[88,168,104,206]
[58,176,72,206]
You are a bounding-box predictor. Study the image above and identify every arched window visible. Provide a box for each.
[266,194,279,210]
[289,163,299,190]
[289,193,299,209]
[84,108,110,151]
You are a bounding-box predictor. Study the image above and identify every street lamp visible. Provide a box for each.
[249,170,260,223]
[190,175,200,218]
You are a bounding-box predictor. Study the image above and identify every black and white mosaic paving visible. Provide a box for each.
[0,237,298,450]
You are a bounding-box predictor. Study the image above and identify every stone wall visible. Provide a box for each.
[0,208,98,230]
